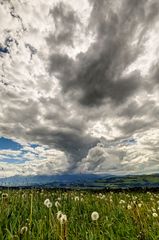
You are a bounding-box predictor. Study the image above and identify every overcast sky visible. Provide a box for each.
[0,0,159,178]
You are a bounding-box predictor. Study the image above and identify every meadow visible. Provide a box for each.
[1,189,159,240]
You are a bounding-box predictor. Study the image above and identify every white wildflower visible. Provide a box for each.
[44,199,52,208]
[44,199,50,206]
[57,211,63,221]
[74,196,80,201]
[55,201,61,208]
[2,193,8,198]
[59,214,67,224]
[152,207,156,213]
[127,204,132,210]
[46,202,52,208]
[152,212,158,218]
[119,200,126,204]
[20,226,28,234]
[91,211,99,221]
[22,193,27,199]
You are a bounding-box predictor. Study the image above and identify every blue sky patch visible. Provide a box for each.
[30,143,39,148]
[0,158,26,164]
[0,137,22,150]
[0,47,9,54]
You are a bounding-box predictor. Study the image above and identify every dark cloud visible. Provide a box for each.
[48,0,159,108]
[26,126,98,169]
[148,65,159,88]
[47,2,80,47]
[48,53,75,80]
[118,100,159,119]
[117,119,153,136]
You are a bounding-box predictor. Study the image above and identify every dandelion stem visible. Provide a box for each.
[29,193,33,228]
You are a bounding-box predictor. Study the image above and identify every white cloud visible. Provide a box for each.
[0,144,69,177]
[0,0,159,178]
[78,128,159,175]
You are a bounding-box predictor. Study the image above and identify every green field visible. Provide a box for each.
[1,189,159,240]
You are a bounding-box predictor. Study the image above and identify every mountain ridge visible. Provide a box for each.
[1,173,159,189]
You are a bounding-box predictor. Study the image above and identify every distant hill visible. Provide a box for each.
[0,173,159,189]
[0,173,108,188]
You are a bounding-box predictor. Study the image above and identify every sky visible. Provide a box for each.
[0,0,159,178]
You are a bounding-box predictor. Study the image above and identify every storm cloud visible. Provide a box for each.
[1,0,159,177]
[47,2,80,46]
[48,0,159,107]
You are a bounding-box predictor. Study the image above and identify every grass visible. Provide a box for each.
[1,189,159,239]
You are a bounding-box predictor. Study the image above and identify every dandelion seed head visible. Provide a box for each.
[151,207,156,213]
[2,193,8,198]
[119,200,125,204]
[74,196,80,201]
[127,204,132,210]
[22,193,27,199]
[59,214,67,224]
[44,199,50,206]
[91,211,99,221]
[20,226,28,234]
[152,212,158,218]
[46,202,52,208]
[57,211,63,220]
[55,201,61,208]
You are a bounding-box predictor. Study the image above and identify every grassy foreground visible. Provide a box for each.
[1,189,159,239]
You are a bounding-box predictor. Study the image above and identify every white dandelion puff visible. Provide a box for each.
[20,226,28,234]
[119,200,125,204]
[22,193,27,199]
[152,212,158,218]
[2,193,8,199]
[127,204,132,210]
[59,214,67,224]
[152,207,156,213]
[44,199,51,206]
[55,201,61,208]
[57,211,63,221]
[46,202,52,208]
[74,196,80,201]
[91,211,99,221]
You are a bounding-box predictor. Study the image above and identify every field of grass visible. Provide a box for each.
[1,189,159,239]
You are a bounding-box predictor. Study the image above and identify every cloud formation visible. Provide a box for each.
[0,0,159,177]
[48,0,159,107]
